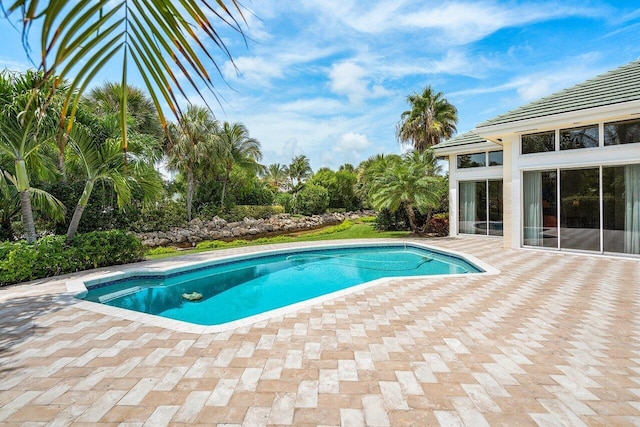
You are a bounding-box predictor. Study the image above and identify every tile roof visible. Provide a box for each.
[477,60,640,127]
[432,130,488,150]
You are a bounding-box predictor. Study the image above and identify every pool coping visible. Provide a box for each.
[66,240,500,333]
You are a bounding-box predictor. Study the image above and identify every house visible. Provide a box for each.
[433,60,640,256]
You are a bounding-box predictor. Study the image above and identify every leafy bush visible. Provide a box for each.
[273,193,293,213]
[146,246,178,256]
[0,230,144,286]
[306,220,353,236]
[129,200,187,232]
[294,184,329,216]
[374,208,407,231]
[423,213,449,236]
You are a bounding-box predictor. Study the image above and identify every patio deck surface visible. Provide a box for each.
[1,237,639,426]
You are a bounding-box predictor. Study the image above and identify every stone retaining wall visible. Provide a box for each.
[136,211,374,247]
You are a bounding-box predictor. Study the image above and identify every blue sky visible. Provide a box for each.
[1,1,639,171]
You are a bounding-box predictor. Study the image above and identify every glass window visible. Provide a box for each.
[459,181,487,234]
[488,180,503,236]
[603,165,640,254]
[457,153,486,169]
[523,170,557,248]
[604,119,640,146]
[560,125,599,150]
[488,151,503,166]
[522,131,555,154]
[559,168,600,251]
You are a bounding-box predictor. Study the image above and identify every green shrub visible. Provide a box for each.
[358,216,377,223]
[273,193,293,213]
[308,220,353,236]
[146,246,178,256]
[0,230,144,286]
[129,200,187,232]
[195,240,229,250]
[294,184,329,216]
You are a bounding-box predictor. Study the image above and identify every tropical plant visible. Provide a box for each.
[165,105,219,221]
[288,155,312,192]
[310,167,359,211]
[64,126,162,241]
[0,70,64,243]
[397,86,458,152]
[294,183,329,216]
[262,163,290,191]
[355,153,402,205]
[0,172,20,240]
[83,83,164,163]
[214,121,263,206]
[3,1,246,154]
[368,150,445,233]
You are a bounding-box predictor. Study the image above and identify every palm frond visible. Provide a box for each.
[4,0,246,151]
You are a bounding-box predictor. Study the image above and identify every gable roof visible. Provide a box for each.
[477,60,640,128]
[432,130,489,150]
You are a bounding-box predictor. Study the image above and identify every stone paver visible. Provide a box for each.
[1,238,640,426]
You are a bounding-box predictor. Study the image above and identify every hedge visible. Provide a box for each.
[0,230,145,286]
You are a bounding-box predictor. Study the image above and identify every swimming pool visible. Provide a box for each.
[75,243,485,328]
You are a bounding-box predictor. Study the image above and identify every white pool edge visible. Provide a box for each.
[66,240,500,334]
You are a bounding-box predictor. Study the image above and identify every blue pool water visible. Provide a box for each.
[78,245,482,326]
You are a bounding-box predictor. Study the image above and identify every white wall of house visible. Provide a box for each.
[445,144,503,238]
[478,101,640,253]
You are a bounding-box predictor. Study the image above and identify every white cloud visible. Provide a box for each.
[335,132,370,152]
[222,56,283,85]
[329,61,392,103]
[302,0,602,46]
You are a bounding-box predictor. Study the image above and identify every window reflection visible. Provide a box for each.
[560,125,599,150]
[488,151,503,166]
[604,119,640,145]
[457,152,486,168]
[522,131,555,154]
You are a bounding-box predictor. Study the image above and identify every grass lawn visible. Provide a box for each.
[146,218,410,260]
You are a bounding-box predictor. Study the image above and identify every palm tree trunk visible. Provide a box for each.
[187,169,194,221]
[220,179,227,206]
[66,204,86,242]
[19,190,37,243]
[220,167,231,207]
[405,203,419,234]
[15,159,37,243]
[66,180,94,242]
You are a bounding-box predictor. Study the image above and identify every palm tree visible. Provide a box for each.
[84,83,163,138]
[369,150,444,234]
[355,153,402,204]
[0,70,64,242]
[64,126,162,241]
[215,122,263,206]
[288,155,312,192]
[262,163,290,191]
[166,106,219,221]
[397,86,458,152]
[338,163,356,173]
[4,1,246,154]
[83,83,165,163]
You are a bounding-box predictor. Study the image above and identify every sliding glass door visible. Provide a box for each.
[523,164,640,255]
[603,165,640,255]
[559,168,600,251]
[459,180,503,236]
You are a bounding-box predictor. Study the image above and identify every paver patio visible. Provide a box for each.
[1,237,639,426]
